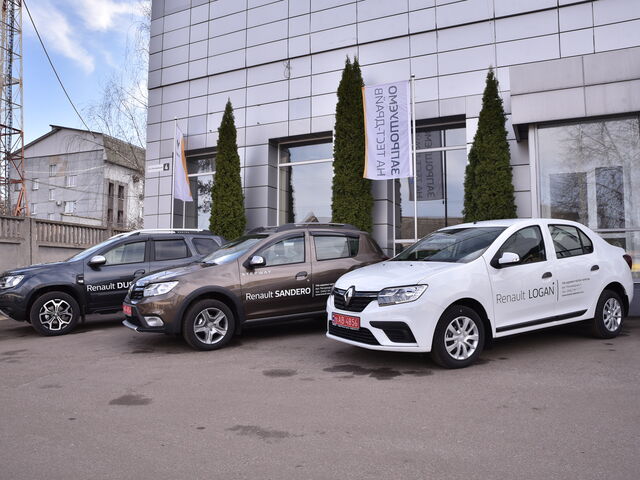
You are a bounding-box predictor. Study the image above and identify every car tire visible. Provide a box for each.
[590,289,624,339]
[29,291,80,336]
[430,305,485,369]
[182,299,235,351]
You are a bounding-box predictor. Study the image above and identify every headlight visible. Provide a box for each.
[143,281,178,297]
[0,275,24,289]
[378,285,427,306]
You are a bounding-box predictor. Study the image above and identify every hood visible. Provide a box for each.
[135,263,205,286]
[2,261,71,276]
[335,260,466,291]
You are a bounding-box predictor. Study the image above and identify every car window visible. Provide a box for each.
[192,238,218,255]
[549,225,594,258]
[497,226,546,265]
[315,235,359,260]
[154,239,189,261]
[394,227,505,263]
[259,236,305,266]
[103,241,146,265]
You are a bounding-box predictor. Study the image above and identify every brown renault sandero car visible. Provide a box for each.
[122,223,386,350]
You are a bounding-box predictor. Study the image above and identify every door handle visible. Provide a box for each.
[134,269,146,277]
[542,272,552,279]
[295,271,308,280]
[591,265,599,271]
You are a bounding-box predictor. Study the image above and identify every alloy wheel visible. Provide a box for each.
[603,297,622,332]
[444,316,479,360]
[38,299,74,331]
[193,308,228,345]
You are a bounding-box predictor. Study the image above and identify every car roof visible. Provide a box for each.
[439,218,591,231]
[247,223,363,235]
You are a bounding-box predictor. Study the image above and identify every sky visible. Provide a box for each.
[23,0,149,144]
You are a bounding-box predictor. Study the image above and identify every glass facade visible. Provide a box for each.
[537,116,640,278]
[394,125,466,252]
[174,154,215,229]
[278,138,333,224]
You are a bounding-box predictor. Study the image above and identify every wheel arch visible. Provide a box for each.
[177,287,245,334]
[445,297,493,342]
[602,282,629,316]
[27,285,84,319]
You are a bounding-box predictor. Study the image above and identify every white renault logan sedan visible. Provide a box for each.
[326,219,633,368]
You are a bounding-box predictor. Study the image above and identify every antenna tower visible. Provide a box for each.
[0,0,25,216]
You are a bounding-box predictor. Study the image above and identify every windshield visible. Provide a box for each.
[203,234,267,265]
[66,236,124,262]
[393,227,506,263]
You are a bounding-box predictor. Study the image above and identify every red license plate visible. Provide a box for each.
[332,312,360,330]
[123,304,132,316]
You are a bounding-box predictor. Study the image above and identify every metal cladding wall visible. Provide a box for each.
[145,0,640,252]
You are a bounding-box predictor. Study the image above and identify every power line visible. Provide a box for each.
[22,0,96,137]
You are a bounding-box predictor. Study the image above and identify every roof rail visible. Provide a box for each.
[276,222,359,232]
[109,228,213,239]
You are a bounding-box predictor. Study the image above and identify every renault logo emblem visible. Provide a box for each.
[344,286,355,307]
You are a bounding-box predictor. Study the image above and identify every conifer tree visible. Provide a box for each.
[331,57,373,232]
[463,68,516,221]
[210,100,246,239]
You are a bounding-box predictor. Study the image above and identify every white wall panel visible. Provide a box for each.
[494,0,555,17]
[208,88,246,113]
[291,0,311,16]
[289,15,310,36]
[560,29,595,57]
[411,54,437,79]
[210,0,247,19]
[361,59,411,84]
[585,79,640,117]
[496,35,560,66]
[357,0,407,22]
[311,70,341,95]
[594,20,640,52]
[359,37,410,65]
[161,100,189,122]
[247,81,289,106]
[311,4,355,31]
[190,22,209,42]
[439,69,489,99]
[289,35,311,57]
[311,47,357,74]
[436,0,492,29]
[162,45,189,68]
[437,21,494,52]
[210,11,246,37]
[164,9,190,31]
[438,44,495,76]
[162,64,189,84]
[289,98,311,120]
[163,27,190,49]
[410,31,437,56]
[209,31,246,56]
[189,40,208,61]
[208,50,245,75]
[311,93,338,117]
[409,0,435,10]
[189,78,208,98]
[246,40,288,66]
[190,4,209,25]
[311,25,357,52]
[247,20,288,47]
[358,14,408,44]
[414,77,438,102]
[248,1,288,27]
[209,69,247,94]
[246,101,289,126]
[409,7,435,33]
[593,0,640,26]
[289,76,311,99]
[188,97,208,117]
[559,3,593,31]
[163,82,190,103]
[248,62,288,86]
[496,10,558,43]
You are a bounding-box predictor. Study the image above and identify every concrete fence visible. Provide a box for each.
[0,216,128,272]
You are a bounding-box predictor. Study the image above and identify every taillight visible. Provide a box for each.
[623,254,633,269]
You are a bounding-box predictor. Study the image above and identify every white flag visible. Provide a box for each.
[173,124,192,202]
[363,80,413,180]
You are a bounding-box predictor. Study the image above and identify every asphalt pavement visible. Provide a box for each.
[1,313,639,480]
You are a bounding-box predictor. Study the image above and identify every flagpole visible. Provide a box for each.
[182,201,186,229]
[410,75,417,242]
[170,117,177,228]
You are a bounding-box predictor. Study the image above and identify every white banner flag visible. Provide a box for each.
[173,124,192,202]
[363,80,412,180]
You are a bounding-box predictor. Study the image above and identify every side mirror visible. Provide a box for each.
[89,255,107,267]
[498,252,520,266]
[248,255,266,268]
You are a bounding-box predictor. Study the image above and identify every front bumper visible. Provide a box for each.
[325,294,441,353]
[122,301,178,334]
[0,288,29,321]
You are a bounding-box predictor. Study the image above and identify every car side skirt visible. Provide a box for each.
[495,309,588,335]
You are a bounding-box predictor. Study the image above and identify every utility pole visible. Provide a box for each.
[0,0,25,216]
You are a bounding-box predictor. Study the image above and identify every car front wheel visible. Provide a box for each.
[591,289,624,339]
[29,292,80,336]
[431,305,485,369]
[182,299,235,351]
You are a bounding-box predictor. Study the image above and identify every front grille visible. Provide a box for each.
[328,323,379,345]
[370,321,417,343]
[333,288,377,313]
[130,286,144,301]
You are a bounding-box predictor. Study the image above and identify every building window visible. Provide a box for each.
[394,123,466,252]
[49,189,54,201]
[117,209,124,225]
[107,208,113,223]
[108,182,114,197]
[14,182,20,191]
[49,164,57,176]
[118,185,125,199]
[64,201,76,214]
[176,153,216,229]
[278,137,333,224]
[537,116,640,279]
[32,178,39,190]
[66,175,77,187]
[31,203,37,215]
